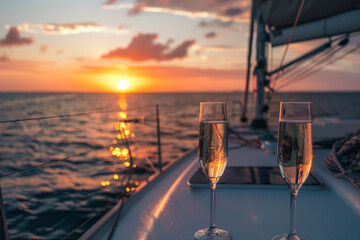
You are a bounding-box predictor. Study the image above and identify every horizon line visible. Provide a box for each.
[0,90,360,94]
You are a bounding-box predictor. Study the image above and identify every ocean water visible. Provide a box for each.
[0,92,359,239]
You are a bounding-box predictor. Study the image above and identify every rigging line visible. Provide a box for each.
[0,105,160,124]
[272,35,348,85]
[142,121,190,132]
[106,129,135,240]
[294,43,343,73]
[133,122,153,141]
[272,40,335,86]
[227,126,262,149]
[117,127,135,188]
[62,193,127,240]
[107,164,134,240]
[273,0,306,89]
[120,170,129,186]
[106,196,127,240]
[145,113,196,123]
[66,134,142,239]
[274,45,340,86]
[276,43,346,89]
[138,117,153,133]
[274,42,343,87]
[134,119,162,173]
[0,150,97,179]
[118,128,134,165]
[284,45,359,89]
[131,132,149,140]
[133,140,158,173]
[276,45,359,91]
[272,46,330,81]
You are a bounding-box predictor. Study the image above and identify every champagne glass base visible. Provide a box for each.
[272,234,308,240]
[194,228,231,240]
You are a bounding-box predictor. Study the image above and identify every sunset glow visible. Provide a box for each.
[117,80,130,91]
[0,1,359,92]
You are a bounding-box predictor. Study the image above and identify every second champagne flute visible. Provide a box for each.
[194,102,230,240]
[272,102,313,240]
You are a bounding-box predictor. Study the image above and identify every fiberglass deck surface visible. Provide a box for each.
[85,139,360,240]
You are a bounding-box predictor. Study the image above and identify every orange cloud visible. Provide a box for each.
[0,53,10,61]
[127,2,146,15]
[103,0,116,5]
[103,0,251,22]
[223,7,246,16]
[199,20,235,28]
[101,33,195,62]
[0,27,33,47]
[15,22,128,35]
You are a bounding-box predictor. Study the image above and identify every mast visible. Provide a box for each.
[250,10,268,129]
[241,0,256,125]
[243,0,359,129]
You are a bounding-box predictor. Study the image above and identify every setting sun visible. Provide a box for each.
[117,79,130,91]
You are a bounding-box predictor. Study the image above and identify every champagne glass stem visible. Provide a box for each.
[289,193,297,237]
[210,182,216,230]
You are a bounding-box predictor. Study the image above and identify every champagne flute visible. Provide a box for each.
[194,102,230,240]
[272,102,313,240]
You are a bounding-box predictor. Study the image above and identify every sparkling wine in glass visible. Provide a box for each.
[272,102,313,240]
[194,102,230,240]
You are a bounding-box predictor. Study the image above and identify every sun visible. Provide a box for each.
[117,79,130,91]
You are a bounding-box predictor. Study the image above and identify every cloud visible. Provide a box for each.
[101,32,195,62]
[223,7,245,17]
[205,31,217,39]
[103,0,116,5]
[0,53,10,61]
[127,2,146,15]
[57,49,65,54]
[40,45,48,53]
[15,22,128,35]
[0,27,34,47]
[103,0,251,22]
[199,20,235,28]
[161,40,195,60]
[104,3,212,18]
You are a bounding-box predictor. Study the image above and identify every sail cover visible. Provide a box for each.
[259,0,360,29]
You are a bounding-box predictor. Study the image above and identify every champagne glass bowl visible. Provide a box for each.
[272,102,313,240]
[194,102,230,240]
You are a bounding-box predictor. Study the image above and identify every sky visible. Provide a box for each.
[0,0,359,92]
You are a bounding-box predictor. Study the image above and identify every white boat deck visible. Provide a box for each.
[81,118,360,240]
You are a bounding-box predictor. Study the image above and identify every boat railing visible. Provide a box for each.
[0,103,172,240]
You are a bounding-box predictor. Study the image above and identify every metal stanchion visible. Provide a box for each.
[0,185,9,240]
[156,104,162,172]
